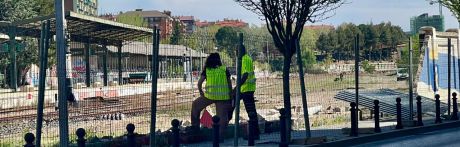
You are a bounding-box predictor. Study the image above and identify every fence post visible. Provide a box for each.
[24,133,35,147]
[350,102,358,137]
[374,100,381,133]
[248,112,257,146]
[416,96,424,126]
[212,116,220,147]
[171,119,180,147]
[76,128,86,147]
[126,123,136,146]
[279,108,288,147]
[435,94,442,123]
[451,92,459,120]
[396,98,403,129]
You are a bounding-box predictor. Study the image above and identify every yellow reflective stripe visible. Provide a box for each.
[205,85,228,89]
[205,91,230,96]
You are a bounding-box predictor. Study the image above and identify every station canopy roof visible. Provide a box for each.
[0,11,154,46]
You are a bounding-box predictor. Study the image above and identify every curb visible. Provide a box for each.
[313,120,460,147]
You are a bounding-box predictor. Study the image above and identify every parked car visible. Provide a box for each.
[397,68,408,81]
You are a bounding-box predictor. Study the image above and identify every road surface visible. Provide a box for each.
[353,127,460,147]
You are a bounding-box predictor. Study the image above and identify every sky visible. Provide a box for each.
[98,0,459,32]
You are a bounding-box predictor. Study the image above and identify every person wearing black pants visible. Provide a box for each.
[230,45,259,139]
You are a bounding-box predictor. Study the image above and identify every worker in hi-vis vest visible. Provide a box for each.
[232,45,259,139]
[189,53,232,142]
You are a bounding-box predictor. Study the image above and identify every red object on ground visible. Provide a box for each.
[200,109,213,128]
[27,94,32,99]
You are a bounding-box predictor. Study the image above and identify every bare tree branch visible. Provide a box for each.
[235,0,345,56]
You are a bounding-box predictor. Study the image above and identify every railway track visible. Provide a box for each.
[0,81,280,122]
[0,90,197,122]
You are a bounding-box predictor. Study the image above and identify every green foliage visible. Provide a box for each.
[441,0,460,20]
[0,0,38,22]
[270,57,284,72]
[317,22,407,61]
[301,47,316,70]
[397,35,420,78]
[0,0,42,87]
[361,60,376,73]
[215,26,242,57]
[170,21,182,45]
[116,13,148,27]
[35,0,54,15]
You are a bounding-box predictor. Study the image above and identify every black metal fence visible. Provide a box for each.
[3,14,460,147]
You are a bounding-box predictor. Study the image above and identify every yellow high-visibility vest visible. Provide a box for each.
[205,66,231,100]
[241,54,256,92]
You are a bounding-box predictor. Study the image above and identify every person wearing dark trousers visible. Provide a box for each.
[230,45,259,139]
[189,53,232,142]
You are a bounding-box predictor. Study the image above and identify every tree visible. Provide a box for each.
[215,26,242,57]
[235,0,345,138]
[0,0,40,87]
[170,20,182,45]
[440,0,460,24]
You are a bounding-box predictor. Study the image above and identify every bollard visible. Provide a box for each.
[373,100,381,133]
[76,128,86,147]
[248,112,257,146]
[451,92,459,120]
[435,94,442,123]
[126,123,136,146]
[350,102,358,137]
[24,133,35,147]
[416,96,424,126]
[212,116,221,147]
[395,98,403,129]
[171,119,180,147]
[279,108,288,147]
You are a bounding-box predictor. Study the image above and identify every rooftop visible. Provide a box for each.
[0,11,154,46]
[123,9,171,18]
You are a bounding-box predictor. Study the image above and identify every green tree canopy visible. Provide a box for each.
[215,26,242,57]
[441,0,460,22]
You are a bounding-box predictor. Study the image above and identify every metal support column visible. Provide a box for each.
[85,39,91,87]
[234,33,244,146]
[8,26,17,91]
[448,38,452,115]
[409,37,414,120]
[354,34,360,130]
[55,0,69,145]
[295,40,311,138]
[103,42,108,86]
[150,28,160,147]
[36,20,50,147]
[117,42,123,85]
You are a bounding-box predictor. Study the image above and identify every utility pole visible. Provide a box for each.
[55,0,69,146]
[409,37,414,121]
[266,38,269,74]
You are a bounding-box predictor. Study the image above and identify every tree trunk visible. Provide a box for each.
[282,51,292,141]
